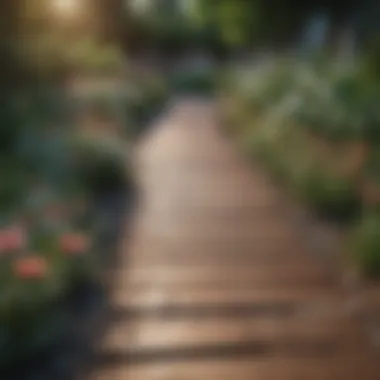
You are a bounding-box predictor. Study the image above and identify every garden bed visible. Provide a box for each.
[219,58,380,347]
[0,187,135,380]
[0,79,143,379]
[219,57,380,280]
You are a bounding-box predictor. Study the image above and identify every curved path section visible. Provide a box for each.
[90,99,379,379]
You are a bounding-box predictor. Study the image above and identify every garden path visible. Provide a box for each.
[89,99,380,379]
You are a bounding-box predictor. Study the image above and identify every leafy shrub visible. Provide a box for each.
[0,179,95,367]
[13,34,69,81]
[227,58,380,144]
[170,69,216,95]
[69,134,132,197]
[0,228,94,365]
[0,76,133,369]
[0,165,29,215]
[123,76,168,137]
[223,56,380,278]
[67,38,125,74]
[297,167,360,221]
[242,111,361,221]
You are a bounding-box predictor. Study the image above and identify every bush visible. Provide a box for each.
[241,109,361,221]
[170,69,216,95]
[69,133,132,197]
[222,56,380,278]
[0,165,29,215]
[0,190,95,368]
[0,80,132,370]
[13,34,69,81]
[297,167,360,221]
[123,76,168,137]
[227,58,380,144]
[67,39,125,75]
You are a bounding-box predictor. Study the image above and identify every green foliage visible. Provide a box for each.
[245,118,360,221]
[228,58,380,143]
[212,0,260,47]
[192,0,261,48]
[126,77,169,135]
[0,80,132,368]
[0,0,136,369]
[192,0,337,49]
[69,133,131,196]
[224,58,368,221]
[297,168,360,220]
[223,55,380,277]
[350,213,380,278]
[169,68,216,95]
[0,165,29,215]
[14,33,69,80]
[67,38,125,74]
[363,36,380,83]
[0,220,94,367]
[364,148,380,179]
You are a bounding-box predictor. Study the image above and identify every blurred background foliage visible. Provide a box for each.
[0,0,379,270]
[1,0,380,370]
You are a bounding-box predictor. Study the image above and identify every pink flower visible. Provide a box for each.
[13,256,48,280]
[0,227,27,253]
[59,233,90,255]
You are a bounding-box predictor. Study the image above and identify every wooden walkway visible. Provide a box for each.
[90,99,380,379]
